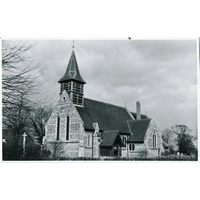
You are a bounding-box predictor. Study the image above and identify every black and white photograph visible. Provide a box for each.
[2,39,198,161]
[1,1,200,200]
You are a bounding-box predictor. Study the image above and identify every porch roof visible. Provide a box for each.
[100,130,124,147]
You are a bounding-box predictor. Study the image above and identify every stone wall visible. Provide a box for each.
[128,143,147,157]
[84,147,92,157]
[44,90,85,158]
[121,135,128,157]
[84,131,93,157]
[147,148,159,157]
[92,123,101,158]
[93,134,100,158]
[121,149,128,157]
[46,141,80,158]
[144,119,163,156]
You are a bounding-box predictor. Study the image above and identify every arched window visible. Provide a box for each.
[153,134,156,148]
[66,116,69,140]
[57,117,60,140]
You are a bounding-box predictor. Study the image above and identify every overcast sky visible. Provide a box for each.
[27,39,197,134]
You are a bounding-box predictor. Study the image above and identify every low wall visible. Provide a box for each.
[84,147,92,157]
[46,141,79,158]
[121,148,128,157]
[147,148,159,157]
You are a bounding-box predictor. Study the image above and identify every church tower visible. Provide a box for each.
[58,48,86,106]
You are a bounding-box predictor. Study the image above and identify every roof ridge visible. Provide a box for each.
[84,98,148,118]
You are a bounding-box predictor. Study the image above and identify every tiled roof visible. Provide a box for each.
[100,130,124,147]
[127,119,151,142]
[76,98,141,134]
[131,112,149,120]
[58,50,86,84]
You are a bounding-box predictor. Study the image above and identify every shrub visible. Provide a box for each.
[3,138,51,161]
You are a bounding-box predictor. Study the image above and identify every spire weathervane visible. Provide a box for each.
[72,40,74,49]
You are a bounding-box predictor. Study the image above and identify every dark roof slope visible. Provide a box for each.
[58,50,86,84]
[127,119,151,142]
[100,130,123,147]
[131,112,149,120]
[76,98,135,134]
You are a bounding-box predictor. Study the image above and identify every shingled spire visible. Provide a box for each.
[58,48,86,106]
[58,50,86,84]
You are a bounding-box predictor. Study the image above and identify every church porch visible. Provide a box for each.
[99,130,125,157]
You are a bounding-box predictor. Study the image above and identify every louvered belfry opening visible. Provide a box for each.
[58,49,86,106]
[72,81,84,105]
[60,81,84,105]
[60,82,71,94]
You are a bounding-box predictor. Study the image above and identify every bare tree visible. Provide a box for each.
[31,105,53,144]
[3,94,33,136]
[162,128,173,144]
[2,40,48,160]
[2,40,43,107]
[171,125,191,135]
[2,40,44,129]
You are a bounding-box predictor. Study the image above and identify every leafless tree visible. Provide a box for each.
[171,125,192,136]
[31,105,53,144]
[3,94,32,136]
[2,40,53,160]
[161,128,173,144]
[2,40,43,107]
[2,40,45,139]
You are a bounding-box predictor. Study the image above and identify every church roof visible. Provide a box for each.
[58,50,86,84]
[127,119,151,142]
[100,130,124,147]
[131,112,149,120]
[75,98,148,134]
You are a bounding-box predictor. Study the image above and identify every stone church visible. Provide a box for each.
[43,48,168,158]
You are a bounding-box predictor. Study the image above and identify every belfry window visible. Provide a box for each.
[56,117,60,141]
[61,82,71,94]
[153,134,156,148]
[73,82,83,93]
[72,93,83,105]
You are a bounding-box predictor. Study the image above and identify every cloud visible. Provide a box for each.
[24,39,197,133]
